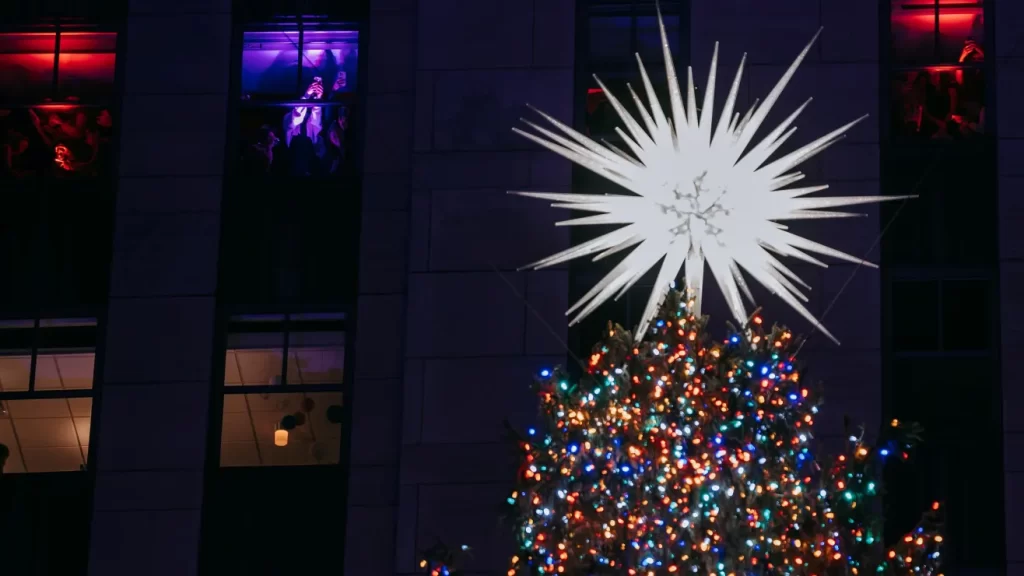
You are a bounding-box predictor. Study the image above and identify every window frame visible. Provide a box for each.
[882,0,993,148]
[201,5,367,570]
[0,17,124,314]
[569,0,690,366]
[218,13,367,311]
[221,312,347,397]
[0,316,99,476]
[233,15,365,170]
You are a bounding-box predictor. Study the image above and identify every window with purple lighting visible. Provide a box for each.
[222,20,363,313]
[219,314,346,468]
[238,25,358,179]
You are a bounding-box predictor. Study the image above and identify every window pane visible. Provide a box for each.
[225,329,285,386]
[938,4,984,65]
[0,397,91,473]
[220,391,343,467]
[242,30,302,100]
[637,15,679,63]
[225,320,344,387]
[891,1,937,66]
[300,29,358,95]
[239,103,352,178]
[889,68,985,142]
[57,32,117,101]
[287,330,344,385]
[0,33,56,103]
[937,147,994,265]
[0,320,34,392]
[242,28,357,102]
[34,352,94,390]
[221,180,359,308]
[585,77,671,141]
[941,279,989,350]
[588,16,632,64]
[0,106,115,179]
[891,280,939,351]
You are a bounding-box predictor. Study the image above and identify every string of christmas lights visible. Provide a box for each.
[421,290,944,576]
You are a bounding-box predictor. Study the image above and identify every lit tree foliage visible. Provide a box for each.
[507,291,942,575]
[421,290,943,575]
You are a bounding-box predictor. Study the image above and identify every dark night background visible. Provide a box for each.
[0,0,1017,574]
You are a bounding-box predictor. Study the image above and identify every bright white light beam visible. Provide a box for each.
[510,10,909,343]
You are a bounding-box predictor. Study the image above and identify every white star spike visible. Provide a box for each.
[511,10,910,343]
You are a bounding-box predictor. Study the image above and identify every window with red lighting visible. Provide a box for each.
[0,28,116,179]
[889,1,986,141]
[218,314,346,468]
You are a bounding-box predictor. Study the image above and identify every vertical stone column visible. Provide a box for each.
[86,0,232,574]
[389,0,574,573]
[995,0,1024,571]
[342,0,418,573]
[690,0,882,447]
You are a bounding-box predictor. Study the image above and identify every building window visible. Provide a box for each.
[584,1,682,140]
[0,318,96,474]
[571,1,688,359]
[889,1,985,141]
[219,314,345,468]
[0,28,117,179]
[0,23,119,314]
[221,17,363,311]
[238,22,358,179]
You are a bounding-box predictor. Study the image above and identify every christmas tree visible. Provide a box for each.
[421,291,944,575]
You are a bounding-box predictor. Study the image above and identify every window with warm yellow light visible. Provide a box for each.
[218,313,345,467]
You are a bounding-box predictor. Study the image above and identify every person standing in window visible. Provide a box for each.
[323,108,348,176]
[282,79,326,176]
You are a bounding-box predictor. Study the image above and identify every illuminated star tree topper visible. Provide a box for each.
[511,9,909,343]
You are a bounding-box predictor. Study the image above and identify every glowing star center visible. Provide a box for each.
[659,173,729,239]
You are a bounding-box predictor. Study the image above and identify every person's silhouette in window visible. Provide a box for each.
[896,72,929,138]
[323,110,348,176]
[244,124,279,174]
[3,129,32,179]
[28,108,94,173]
[281,78,328,176]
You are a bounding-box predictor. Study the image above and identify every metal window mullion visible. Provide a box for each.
[296,23,305,95]
[280,315,291,387]
[936,278,945,352]
[934,1,940,62]
[28,318,40,392]
[52,25,61,99]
